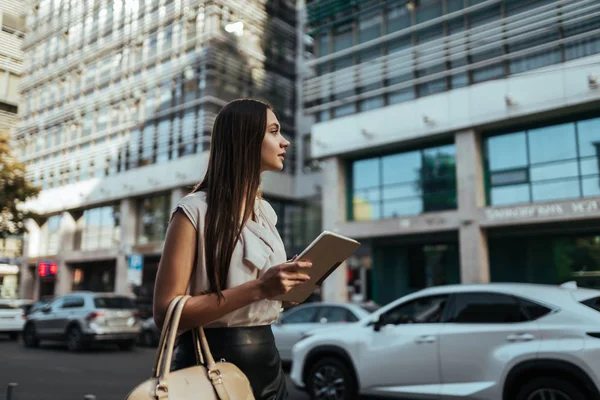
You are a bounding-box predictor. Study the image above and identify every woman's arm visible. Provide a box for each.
[153,211,310,330]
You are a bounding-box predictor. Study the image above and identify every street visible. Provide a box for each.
[0,337,309,400]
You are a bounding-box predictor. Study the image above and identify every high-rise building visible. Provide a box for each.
[0,0,27,299]
[16,0,322,301]
[301,0,600,304]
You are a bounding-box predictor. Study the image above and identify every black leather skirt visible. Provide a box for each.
[171,325,288,400]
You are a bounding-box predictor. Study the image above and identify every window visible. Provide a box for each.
[316,307,359,323]
[448,293,529,323]
[94,297,135,309]
[351,144,457,220]
[281,307,318,324]
[358,12,381,44]
[333,24,353,52]
[519,298,552,320]
[582,297,600,312]
[78,205,120,251]
[62,297,85,308]
[380,295,449,325]
[485,117,600,206]
[138,194,170,244]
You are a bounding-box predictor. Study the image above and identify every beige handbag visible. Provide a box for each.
[126,295,255,400]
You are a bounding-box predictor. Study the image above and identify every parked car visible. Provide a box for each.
[0,300,27,340]
[138,316,159,347]
[273,302,377,362]
[290,283,600,400]
[23,291,141,352]
[23,297,53,316]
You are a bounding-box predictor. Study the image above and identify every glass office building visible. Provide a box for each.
[301,0,600,304]
[17,0,322,301]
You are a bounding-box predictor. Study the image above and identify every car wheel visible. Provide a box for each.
[66,325,85,352]
[118,339,136,351]
[307,357,358,400]
[516,377,587,400]
[22,324,39,348]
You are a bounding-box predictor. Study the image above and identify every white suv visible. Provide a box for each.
[290,283,600,400]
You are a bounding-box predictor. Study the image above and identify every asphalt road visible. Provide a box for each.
[0,336,309,400]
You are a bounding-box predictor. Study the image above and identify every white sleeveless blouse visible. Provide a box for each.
[171,191,286,327]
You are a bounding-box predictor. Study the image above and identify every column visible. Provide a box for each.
[55,211,77,296]
[456,129,490,284]
[115,198,137,295]
[320,157,349,302]
[19,218,40,300]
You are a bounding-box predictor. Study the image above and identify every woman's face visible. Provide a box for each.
[261,109,290,172]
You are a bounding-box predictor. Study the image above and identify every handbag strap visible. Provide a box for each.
[153,295,184,377]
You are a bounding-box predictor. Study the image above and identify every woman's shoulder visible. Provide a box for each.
[171,191,208,230]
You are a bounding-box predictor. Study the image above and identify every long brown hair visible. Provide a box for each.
[193,98,272,300]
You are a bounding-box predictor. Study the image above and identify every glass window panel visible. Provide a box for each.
[530,160,579,182]
[353,158,380,189]
[581,177,600,197]
[358,96,384,112]
[353,187,381,203]
[333,24,353,52]
[487,132,527,171]
[490,169,528,186]
[490,184,530,205]
[353,198,381,221]
[359,12,381,43]
[382,151,421,185]
[416,1,442,24]
[332,55,354,71]
[577,118,600,157]
[388,89,415,104]
[333,103,355,118]
[317,33,329,57]
[383,198,423,218]
[382,184,420,201]
[528,123,577,164]
[532,180,581,202]
[446,0,464,13]
[386,4,411,33]
[359,45,382,62]
[580,158,599,176]
[156,118,171,163]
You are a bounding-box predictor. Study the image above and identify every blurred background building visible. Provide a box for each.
[0,0,26,299]
[302,0,600,304]
[14,0,322,303]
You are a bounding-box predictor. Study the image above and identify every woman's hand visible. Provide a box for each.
[258,260,312,299]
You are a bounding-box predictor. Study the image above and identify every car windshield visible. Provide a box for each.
[94,297,135,309]
[358,303,380,313]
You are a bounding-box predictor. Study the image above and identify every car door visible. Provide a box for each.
[438,292,542,398]
[58,296,85,334]
[358,294,449,398]
[273,305,320,361]
[35,298,63,337]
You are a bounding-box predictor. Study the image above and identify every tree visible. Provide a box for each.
[0,131,40,238]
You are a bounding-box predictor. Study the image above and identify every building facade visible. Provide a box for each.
[301,0,600,304]
[16,0,322,302]
[0,0,27,298]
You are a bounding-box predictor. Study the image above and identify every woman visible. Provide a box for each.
[153,98,311,400]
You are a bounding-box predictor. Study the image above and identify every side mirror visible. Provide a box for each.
[42,305,51,313]
[373,315,385,332]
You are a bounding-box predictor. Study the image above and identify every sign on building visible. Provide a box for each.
[127,254,144,286]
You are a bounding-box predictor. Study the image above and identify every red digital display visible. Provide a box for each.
[37,261,58,277]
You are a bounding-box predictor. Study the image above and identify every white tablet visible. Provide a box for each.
[272,231,361,303]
